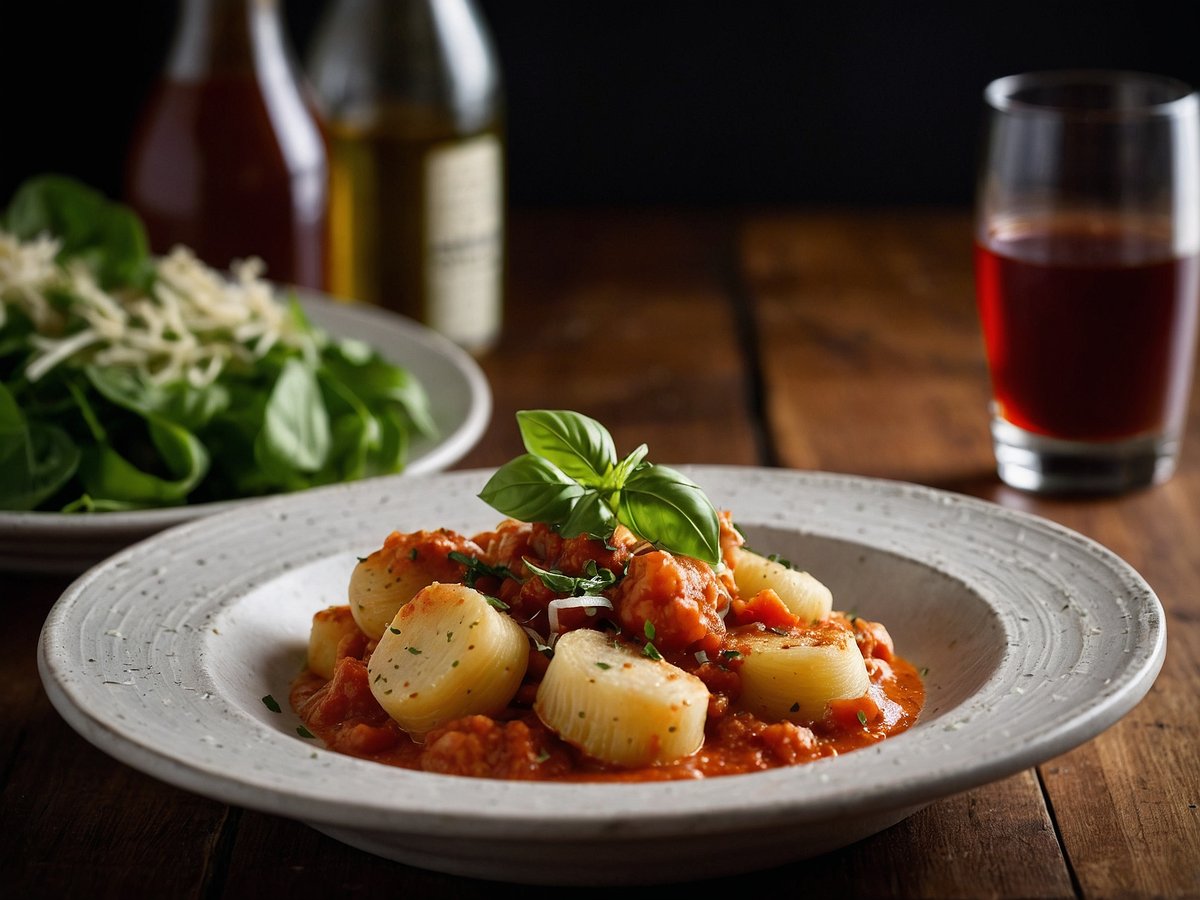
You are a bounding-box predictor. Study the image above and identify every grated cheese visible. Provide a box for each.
[0,229,316,388]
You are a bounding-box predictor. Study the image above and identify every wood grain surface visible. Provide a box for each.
[3,210,1197,899]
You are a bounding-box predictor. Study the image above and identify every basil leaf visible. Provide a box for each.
[479,453,586,523]
[609,442,648,488]
[558,489,617,540]
[516,409,616,485]
[618,463,721,565]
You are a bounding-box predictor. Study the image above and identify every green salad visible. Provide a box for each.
[0,175,435,512]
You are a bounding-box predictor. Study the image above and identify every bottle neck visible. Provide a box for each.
[308,0,502,131]
[165,0,287,80]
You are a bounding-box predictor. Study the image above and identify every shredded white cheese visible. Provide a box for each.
[0,229,316,388]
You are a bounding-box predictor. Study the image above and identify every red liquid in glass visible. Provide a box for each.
[975,221,1200,441]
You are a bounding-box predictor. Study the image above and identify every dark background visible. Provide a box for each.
[3,1,1197,211]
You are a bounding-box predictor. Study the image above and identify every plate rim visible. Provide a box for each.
[37,465,1167,841]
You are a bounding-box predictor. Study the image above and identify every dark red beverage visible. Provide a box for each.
[975,219,1200,442]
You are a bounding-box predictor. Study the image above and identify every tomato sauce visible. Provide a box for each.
[290,516,925,781]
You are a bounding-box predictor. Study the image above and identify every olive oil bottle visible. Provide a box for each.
[307,0,504,352]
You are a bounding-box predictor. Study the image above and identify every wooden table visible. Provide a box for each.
[3,210,1197,898]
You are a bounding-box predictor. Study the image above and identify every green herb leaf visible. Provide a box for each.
[619,463,721,565]
[478,453,586,523]
[0,383,81,510]
[261,694,282,713]
[259,358,331,473]
[523,558,618,596]
[3,175,153,290]
[516,409,615,485]
[642,641,663,661]
[557,488,617,540]
[448,551,518,589]
[478,410,723,565]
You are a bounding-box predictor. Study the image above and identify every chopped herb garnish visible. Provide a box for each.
[408,548,419,560]
[857,710,868,726]
[919,666,930,677]
[720,649,741,660]
[595,661,612,670]
[535,749,551,763]
[297,725,316,739]
[485,596,510,610]
[449,551,518,589]
[642,641,663,661]
[523,557,619,596]
[261,694,282,714]
[643,620,657,641]
[406,646,422,655]
[789,702,800,713]
[389,626,401,635]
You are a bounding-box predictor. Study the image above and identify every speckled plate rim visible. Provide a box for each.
[0,291,491,573]
[38,466,1165,844]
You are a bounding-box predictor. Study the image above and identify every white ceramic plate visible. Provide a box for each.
[38,467,1164,885]
[0,291,490,573]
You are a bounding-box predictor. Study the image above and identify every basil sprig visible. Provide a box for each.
[479,410,721,565]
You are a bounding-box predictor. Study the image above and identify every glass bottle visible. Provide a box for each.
[307,0,505,352]
[124,0,330,289]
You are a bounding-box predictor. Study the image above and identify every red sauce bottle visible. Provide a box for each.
[124,0,330,289]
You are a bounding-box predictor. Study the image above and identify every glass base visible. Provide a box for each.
[991,417,1179,494]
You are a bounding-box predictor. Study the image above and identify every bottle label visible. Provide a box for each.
[424,135,503,349]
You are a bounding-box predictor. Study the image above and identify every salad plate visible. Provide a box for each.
[38,466,1164,885]
[0,291,490,573]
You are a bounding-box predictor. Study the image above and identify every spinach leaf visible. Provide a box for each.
[76,417,208,506]
[258,358,330,474]
[0,384,81,509]
[4,175,152,290]
[323,341,436,440]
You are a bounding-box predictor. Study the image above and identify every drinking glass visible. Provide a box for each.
[974,70,1200,493]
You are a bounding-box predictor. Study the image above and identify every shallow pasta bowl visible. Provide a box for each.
[37,467,1165,885]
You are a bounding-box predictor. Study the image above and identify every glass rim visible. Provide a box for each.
[985,69,1197,120]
